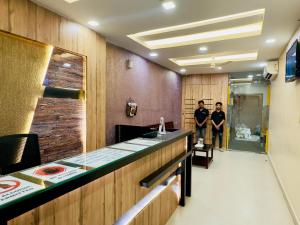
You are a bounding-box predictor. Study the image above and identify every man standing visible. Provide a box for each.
[211,102,226,151]
[194,100,209,143]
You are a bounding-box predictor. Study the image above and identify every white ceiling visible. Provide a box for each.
[32,0,300,75]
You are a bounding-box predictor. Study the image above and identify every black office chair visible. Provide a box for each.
[0,134,41,175]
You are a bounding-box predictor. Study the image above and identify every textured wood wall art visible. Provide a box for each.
[30,98,86,163]
[0,0,107,152]
[30,47,86,163]
[44,48,85,90]
[0,30,52,137]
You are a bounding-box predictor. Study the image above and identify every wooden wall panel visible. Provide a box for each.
[104,173,115,225]
[8,0,36,39]
[81,178,105,225]
[96,34,107,148]
[182,74,228,147]
[0,0,106,150]
[0,0,9,31]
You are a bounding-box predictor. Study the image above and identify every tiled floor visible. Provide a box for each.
[167,150,295,225]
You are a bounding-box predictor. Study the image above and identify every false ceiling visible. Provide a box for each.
[31,0,300,75]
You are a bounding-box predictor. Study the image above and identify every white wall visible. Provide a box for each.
[269,26,300,224]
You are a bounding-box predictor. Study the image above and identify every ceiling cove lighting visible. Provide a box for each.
[162,1,176,10]
[170,51,258,66]
[144,23,263,49]
[130,9,265,37]
[149,52,159,57]
[88,20,99,27]
[128,8,265,49]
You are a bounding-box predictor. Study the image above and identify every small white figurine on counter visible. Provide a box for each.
[158,117,167,135]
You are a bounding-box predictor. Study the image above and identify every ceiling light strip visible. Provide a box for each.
[64,0,79,3]
[144,23,262,49]
[170,52,258,66]
[129,9,265,37]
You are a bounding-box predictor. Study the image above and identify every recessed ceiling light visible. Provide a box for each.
[266,38,276,44]
[149,52,159,57]
[256,74,262,77]
[180,68,187,73]
[248,74,254,78]
[162,1,176,10]
[88,20,99,27]
[63,63,72,68]
[128,8,265,49]
[170,51,258,66]
[199,46,208,52]
[260,62,267,67]
[217,66,222,70]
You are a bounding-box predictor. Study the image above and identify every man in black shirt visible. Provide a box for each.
[211,102,226,151]
[194,100,209,143]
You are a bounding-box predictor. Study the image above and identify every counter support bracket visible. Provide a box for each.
[179,159,186,206]
[139,134,193,207]
[140,151,192,188]
[186,134,193,197]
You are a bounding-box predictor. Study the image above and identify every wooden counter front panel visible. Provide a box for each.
[8,138,186,225]
[133,178,180,225]
[115,138,185,219]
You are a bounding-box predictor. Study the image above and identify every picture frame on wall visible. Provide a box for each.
[126,99,138,117]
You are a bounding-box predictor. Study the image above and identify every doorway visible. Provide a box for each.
[227,72,270,153]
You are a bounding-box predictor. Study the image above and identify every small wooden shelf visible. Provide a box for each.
[192,145,214,169]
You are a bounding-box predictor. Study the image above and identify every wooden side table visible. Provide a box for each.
[192,144,213,169]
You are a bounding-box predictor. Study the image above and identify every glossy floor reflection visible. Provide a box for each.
[167,150,294,225]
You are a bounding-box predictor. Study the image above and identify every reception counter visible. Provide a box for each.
[0,129,193,225]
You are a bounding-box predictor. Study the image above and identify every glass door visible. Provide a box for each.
[227,72,270,153]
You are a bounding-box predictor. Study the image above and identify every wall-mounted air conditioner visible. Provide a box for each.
[263,61,279,81]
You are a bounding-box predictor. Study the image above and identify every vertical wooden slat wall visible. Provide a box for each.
[182,74,228,147]
[0,0,106,151]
